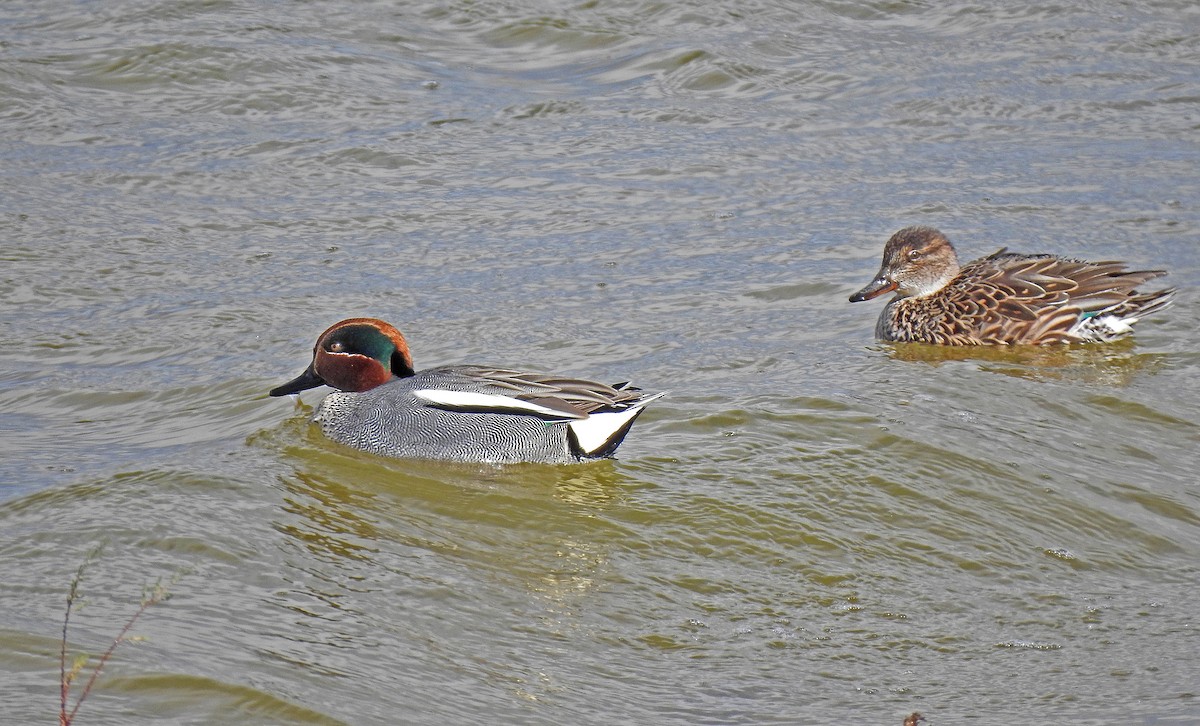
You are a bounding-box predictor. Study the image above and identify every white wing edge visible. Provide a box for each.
[413,389,576,418]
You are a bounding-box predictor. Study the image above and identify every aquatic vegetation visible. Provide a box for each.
[58,546,183,726]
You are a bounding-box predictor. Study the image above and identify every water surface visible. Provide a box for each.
[2,0,1199,724]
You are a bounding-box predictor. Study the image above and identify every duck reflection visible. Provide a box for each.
[270,427,634,606]
[881,339,1166,385]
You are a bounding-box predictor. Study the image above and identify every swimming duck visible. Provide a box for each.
[849,226,1175,345]
[270,318,665,464]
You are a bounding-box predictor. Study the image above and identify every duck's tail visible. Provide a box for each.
[1070,285,1176,342]
[567,388,667,460]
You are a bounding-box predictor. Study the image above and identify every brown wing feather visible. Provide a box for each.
[887,253,1168,345]
[453,366,648,414]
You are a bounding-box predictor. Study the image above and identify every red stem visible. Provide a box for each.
[60,588,71,726]
[64,597,157,725]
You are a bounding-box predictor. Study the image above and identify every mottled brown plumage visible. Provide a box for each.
[904,712,926,726]
[849,227,1175,345]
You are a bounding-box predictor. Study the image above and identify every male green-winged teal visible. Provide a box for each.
[270,318,664,464]
[849,226,1175,345]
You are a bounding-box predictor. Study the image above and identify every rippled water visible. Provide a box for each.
[2,0,1199,724]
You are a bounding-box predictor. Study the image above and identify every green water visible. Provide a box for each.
[2,0,1198,724]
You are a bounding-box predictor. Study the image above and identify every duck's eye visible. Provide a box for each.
[328,341,346,353]
[907,249,923,261]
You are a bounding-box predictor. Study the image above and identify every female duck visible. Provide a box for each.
[270,318,664,464]
[849,226,1175,345]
